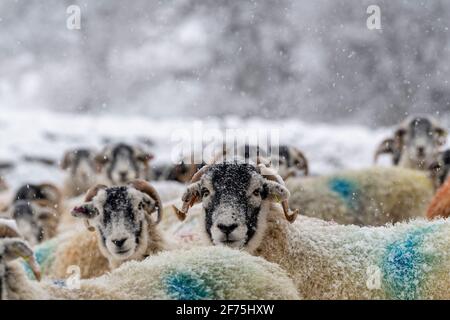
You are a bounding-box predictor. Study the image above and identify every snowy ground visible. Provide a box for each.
[0,108,421,190]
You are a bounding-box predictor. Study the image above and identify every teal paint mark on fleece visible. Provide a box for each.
[164,270,214,300]
[22,239,57,280]
[328,177,360,211]
[381,225,440,300]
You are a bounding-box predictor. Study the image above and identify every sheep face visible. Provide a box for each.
[275,145,308,180]
[61,149,97,191]
[11,200,58,246]
[179,162,291,252]
[72,185,159,261]
[397,116,447,169]
[430,150,450,188]
[96,144,153,185]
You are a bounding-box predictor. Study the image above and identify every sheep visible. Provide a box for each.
[272,145,308,180]
[174,161,450,299]
[374,115,447,170]
[426,152,450,220]
[286,167,435,226]
[61,148,98,197]
[1,183,63,245]
[216,143,308,180]
[49,180,170,279]
[95,143,154,186]
[428,149,450,190]
[0,230,299,300]
[156,160,205,183]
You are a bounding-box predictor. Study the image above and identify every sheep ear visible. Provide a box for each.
[264,181,290,203]
[71,202,99,219]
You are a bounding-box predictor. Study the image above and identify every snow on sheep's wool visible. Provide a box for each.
[12,246,299,300]
[256,212,450,299]
[286,167,434,226]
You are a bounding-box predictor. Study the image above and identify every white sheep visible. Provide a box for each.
[0,234,299,300]
[174,161,450,299]
[286,167,435,226]
[374,115,447,170]
[41,180,175,279]
[1,183,63,245]
[61,148,98,197]
[95,143,154,186]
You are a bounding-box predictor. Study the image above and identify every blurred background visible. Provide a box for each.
[1,0,450,187]
[1,0,450,126]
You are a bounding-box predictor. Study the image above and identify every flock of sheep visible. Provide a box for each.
[1,115,450,300]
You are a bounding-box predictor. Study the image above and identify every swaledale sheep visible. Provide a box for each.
[428,149,450,190]
[286,167,435,226]
[95,143,154,185]
[216,143,308,180]
[47,180,171,279]
[374,115,447,170]
[0,234,299,299]
[2,183,63,245]
[61,148,98,197]
[175,161,450,299]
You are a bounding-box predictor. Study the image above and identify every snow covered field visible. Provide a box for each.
[0,108,423,190]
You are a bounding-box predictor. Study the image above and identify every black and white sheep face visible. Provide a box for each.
[187,162,289,252]
[96,144,152,185]
[73,186,156,261]
[430,150,450,187]
[398,117,446,169]
[10,200,56,246]
[62,149,97,188]
[275,145,308,180]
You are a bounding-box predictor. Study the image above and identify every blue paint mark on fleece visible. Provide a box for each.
[328,177,360,211]
[381,225,439,300]
[164,271,214,300]
[22,239,57,280]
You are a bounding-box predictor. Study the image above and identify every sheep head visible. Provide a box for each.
[173,160,298,252]
[71,180,162,262]
[375,115,447,170]
[95,143,154,185]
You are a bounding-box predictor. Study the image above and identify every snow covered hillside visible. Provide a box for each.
[0,108,403,190]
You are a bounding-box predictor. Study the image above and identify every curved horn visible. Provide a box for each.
[172,166,209,221]
[190,165,210,183]
[374,138,395,163]
[84,184,107,202]
[130,180,163,224]
[38,183,62,205]
[256,163,299,223]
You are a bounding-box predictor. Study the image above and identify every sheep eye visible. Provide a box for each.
[201,188,210,197]
[253,189,261,197]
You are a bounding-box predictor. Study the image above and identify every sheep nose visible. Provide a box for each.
[417,147,425,156]
[217,223,238,235]
[112,238,128,248]
[119,171,128,179]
